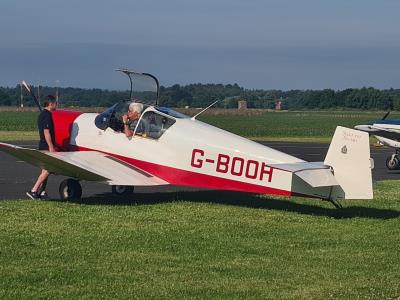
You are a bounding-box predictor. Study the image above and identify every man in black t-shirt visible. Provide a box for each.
[26,95,58,199]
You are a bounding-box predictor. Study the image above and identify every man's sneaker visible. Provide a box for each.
[26,191,40,200]
[40,191,48,199]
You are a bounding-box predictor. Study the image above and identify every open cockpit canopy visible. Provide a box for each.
[116,69,159,105]
[95,69,190,137]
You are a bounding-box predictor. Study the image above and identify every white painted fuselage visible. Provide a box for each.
[70,107,305,196]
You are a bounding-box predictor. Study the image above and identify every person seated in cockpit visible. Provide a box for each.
[122,102,145,138]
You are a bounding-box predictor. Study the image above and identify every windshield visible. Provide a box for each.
[138,110,176,139]
[94,104,118,130]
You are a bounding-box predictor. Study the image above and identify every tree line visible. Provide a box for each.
[1,84,400,110]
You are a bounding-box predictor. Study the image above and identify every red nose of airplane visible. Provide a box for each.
[52,110,82,151]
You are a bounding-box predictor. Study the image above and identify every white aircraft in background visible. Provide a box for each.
[355,112,400,170]
[0,70,373,208]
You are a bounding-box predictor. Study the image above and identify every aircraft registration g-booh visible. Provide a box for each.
[0,69,374,207]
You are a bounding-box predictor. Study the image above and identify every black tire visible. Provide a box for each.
[59,179,82,200]
[111,185,134,196]
[386,156,399,170]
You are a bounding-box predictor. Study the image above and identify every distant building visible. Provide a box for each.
[238,100,247,110]
[275,100,282,110]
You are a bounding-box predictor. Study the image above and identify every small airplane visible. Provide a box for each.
[355,111,400,170]
[0,70,373,207]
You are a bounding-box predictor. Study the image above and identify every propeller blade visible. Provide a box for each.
[20,80,42,111]
[21,80,31,93]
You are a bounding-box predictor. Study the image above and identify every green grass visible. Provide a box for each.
[0,111,37,131]
[0,111,38,141]
[1,110,399,142]
[1,181,399,299]
[0,131,38,141]
[199,110,400,140]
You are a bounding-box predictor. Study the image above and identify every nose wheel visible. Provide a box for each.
[59,179,82,200]
[112,185,134,196]
[386,154,400,170]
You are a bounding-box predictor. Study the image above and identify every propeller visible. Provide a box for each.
[21,80,42,111]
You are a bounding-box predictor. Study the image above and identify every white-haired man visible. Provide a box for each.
[122,102,144,138]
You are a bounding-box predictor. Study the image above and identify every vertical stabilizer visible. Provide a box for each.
[324,126,373,199]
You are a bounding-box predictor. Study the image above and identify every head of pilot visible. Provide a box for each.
[128,102,143,121]
[43,95,57,112]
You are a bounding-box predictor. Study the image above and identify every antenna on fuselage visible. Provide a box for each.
[191,100,220,120]
[382,110,391,120]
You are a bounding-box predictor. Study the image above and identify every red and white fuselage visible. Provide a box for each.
[47,106,373,201]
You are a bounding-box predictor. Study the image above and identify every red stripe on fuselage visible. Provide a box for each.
[52,110,83,151]
[71,145,292,196]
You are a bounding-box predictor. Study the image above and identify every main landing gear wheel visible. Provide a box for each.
[111,185,134,196]
[59,179,82,200]
[385,155,400,170]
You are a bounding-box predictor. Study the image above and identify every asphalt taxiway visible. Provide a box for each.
[0,141,397,200]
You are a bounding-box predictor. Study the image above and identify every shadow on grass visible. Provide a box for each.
[53,190,400,220]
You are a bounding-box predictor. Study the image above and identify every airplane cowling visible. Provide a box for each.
[52,110,82,151]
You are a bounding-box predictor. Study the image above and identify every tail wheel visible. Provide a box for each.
[386,156,400,170]
[59,179,82,200]
[112,185,134,196]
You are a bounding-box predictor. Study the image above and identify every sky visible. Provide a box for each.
[1,0,400,90]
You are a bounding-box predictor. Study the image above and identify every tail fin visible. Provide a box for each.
[324,126,373,199]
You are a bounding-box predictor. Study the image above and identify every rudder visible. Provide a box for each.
[324,126,373,199]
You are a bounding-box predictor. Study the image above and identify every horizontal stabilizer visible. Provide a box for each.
[270,162,338,188]
[295,169,338,187]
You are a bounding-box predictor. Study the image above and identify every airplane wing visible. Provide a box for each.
[364,125,400,140]
[0,142,168,186]
[371,125,400,132]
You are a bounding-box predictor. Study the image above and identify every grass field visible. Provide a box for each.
[0,181,399,299]
[0,111,38,141]
[199,110,400,141]
[1,110,399,142]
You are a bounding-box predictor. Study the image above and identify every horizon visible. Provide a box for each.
[1,82,399,93]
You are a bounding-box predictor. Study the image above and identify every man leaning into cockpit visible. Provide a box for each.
[122,102,144,138]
